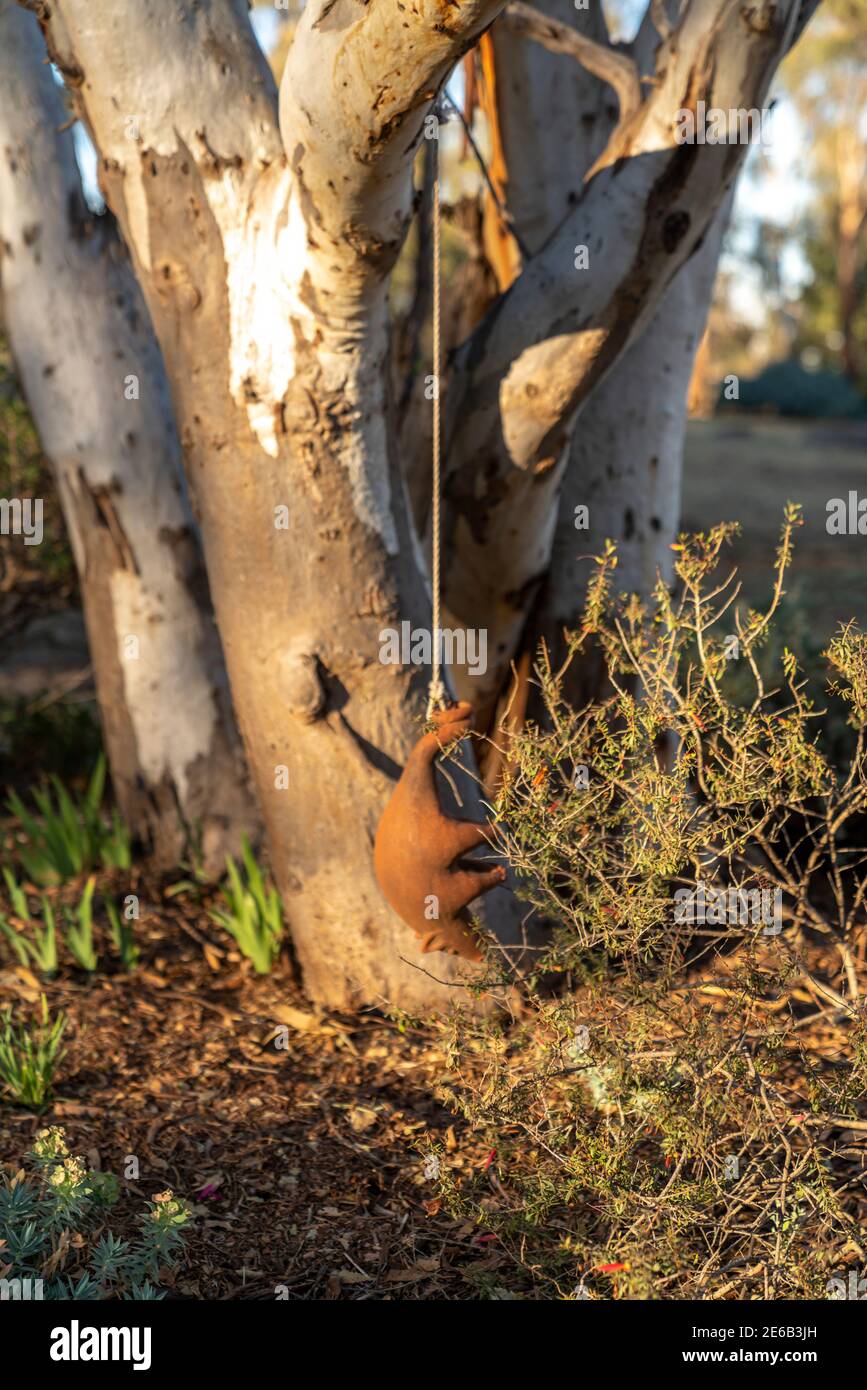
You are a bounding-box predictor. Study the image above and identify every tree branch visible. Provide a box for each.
[790,0,823,46]
[442,0,816,715]
[278,0,506,301]
[650,0,675,41]
[501,1,642,131]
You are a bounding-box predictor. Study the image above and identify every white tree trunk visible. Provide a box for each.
[0,2,258,872]
[540,223,728,707]
[499,4,731,705]
[442,0,804,716]
[481,1,613,282]
[34,0,532,1010]
[28,0,819,1007]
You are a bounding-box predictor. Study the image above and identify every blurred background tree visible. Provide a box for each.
[783,0,867,386]
[690,0,867,406]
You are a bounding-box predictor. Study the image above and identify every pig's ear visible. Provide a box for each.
[431,701,474,737]
[410,702,473,761]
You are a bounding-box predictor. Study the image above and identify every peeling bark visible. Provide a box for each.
[539,218,728,711]
[527,4,731,711]
[36,0,532,1010]
[478,2,612,288]
[27,0,821,1008]
[0,2,258,872]
[442,0,804,718]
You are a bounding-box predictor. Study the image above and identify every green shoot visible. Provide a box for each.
[210,836,283,975]
[6,756,130,886]
[105,898,139,971]
[0,995,66,1110]
[62,877,97,973]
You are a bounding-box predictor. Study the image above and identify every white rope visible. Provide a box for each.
[427,129,447,721]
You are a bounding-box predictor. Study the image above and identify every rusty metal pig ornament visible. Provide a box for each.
[374,700,506,961]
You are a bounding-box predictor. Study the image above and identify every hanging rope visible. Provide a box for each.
[427,122,447,721]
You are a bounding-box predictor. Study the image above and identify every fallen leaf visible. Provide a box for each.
[332,1269,371,1285]
[0,968,39,1002]
[271,1004,319,1032]
[347,1106,378,1133]
[383,1257,440,1283]
[202,943,224,973]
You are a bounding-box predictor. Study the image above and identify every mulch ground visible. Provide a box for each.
[0,872,504,1301]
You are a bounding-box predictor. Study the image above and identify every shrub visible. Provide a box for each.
[436,509,867,1300]
[0,1126,191,1299]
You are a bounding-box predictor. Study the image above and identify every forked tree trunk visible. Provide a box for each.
[0,2,258,873]
[501,3,730,707]
[33,0,531,1010]
[441,0,810,719]
[31,0,818,1007]
[539,223,727,708]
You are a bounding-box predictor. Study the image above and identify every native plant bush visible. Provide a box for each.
[0,868,59,974]
[105,897,140,971]
[210,836,284,974]
[5,755,130,886]
[0,996,66,1109]
[0,874,134,976]
[60,876,97,972]
[435,509,867,1300]
[487,506,867,969]
[0,1127,191,1299]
